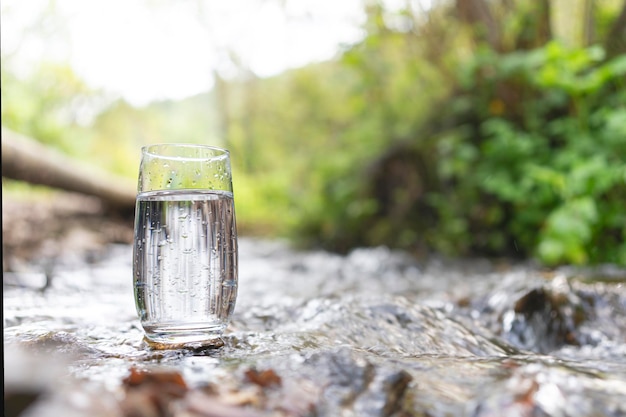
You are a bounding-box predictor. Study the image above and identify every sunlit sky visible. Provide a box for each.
[1,0,375,105]
[2,0,433,106]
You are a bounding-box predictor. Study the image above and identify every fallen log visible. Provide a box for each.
[2,127,137,211]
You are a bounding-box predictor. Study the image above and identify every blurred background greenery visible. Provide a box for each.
[2,0,625,266]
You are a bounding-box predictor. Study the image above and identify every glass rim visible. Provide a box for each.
[142,143,230,161]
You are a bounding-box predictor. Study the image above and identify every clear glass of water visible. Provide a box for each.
[132,144,238,349]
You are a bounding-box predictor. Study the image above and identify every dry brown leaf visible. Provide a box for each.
[244,368,282,388]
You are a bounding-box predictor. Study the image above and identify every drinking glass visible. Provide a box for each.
[132,144,238,349]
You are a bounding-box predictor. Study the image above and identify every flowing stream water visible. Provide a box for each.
[4,238,626,417]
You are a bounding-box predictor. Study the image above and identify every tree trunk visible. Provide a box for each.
[2,127,136,212]
[515,0,552,49]
[606,0,626,58]
[455,0,501,50]
[551,0,594,47]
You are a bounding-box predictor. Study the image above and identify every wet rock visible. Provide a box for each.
[184,392,268,417]
[353,365,412,417]
[472,362,626,417]
[504,286,583,353]
[4,347,60,417]
[464,272,626,356]
[303,348,412,417]
[285,296,511,357]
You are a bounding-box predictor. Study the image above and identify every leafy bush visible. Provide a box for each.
[295,42,626,266]
[449,42,626,265]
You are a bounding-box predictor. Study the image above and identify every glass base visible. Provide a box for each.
[143,336,224,350]
[142,323,226,350]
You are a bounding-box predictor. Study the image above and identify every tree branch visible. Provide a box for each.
[2,127,136,212]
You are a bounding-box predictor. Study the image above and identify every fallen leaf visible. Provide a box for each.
[124,367,188,392]
[244,368,281,388]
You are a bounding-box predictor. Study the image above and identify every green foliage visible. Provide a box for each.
[3,0,625,266]
[289,36,625,265]
[228,2,626,266]
[88,95,220,177]
[1,61,99,157]
[430,42,626,265]
[1,58,220,179]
